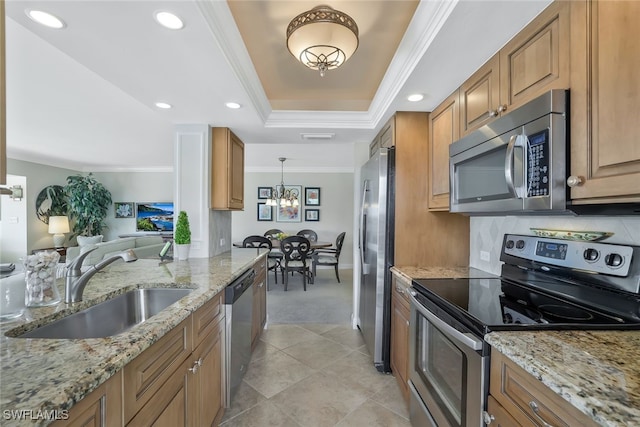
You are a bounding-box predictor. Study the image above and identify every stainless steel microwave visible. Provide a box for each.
[449,89,568,214]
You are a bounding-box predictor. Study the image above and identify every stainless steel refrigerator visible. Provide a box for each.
[358,146,395,373]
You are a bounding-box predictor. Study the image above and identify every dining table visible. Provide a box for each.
[233,240,333,249]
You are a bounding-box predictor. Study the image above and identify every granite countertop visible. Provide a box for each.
[0,248,267,427]
[391,265,498,282]
[393,265,640,427]
[486,331,640,427]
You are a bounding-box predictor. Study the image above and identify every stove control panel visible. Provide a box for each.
[502,234,634,277]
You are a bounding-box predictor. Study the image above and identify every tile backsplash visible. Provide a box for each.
[470,215,640,275]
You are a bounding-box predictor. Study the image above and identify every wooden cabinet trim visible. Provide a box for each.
[123,317,192,423]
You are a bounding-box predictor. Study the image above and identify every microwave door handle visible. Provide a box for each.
[504,134,526,198]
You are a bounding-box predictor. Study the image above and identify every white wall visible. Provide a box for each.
[232,171,355,267]
[470,215,640,275]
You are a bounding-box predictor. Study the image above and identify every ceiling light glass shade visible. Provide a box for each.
[286,5,359,77]
[154,11,184,30]
[26,10,65,29]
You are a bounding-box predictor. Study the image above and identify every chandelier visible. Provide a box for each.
[266,158,299,207]
[286,5,359,77]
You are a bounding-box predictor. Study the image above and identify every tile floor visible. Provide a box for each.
[220,324,411,427]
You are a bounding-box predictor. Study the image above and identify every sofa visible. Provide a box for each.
[66,236,167,267]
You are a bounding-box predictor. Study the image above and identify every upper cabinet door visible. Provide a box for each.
[569,0,640,203]
[499,1,570,112]
[211,127,245,210]
[429,90,459,210]
[459,54,500,137]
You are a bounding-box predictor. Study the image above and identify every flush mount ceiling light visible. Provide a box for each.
[155,102,172,109]
[300,133,335,140]
[407,93,424,102]
[154,11,184,30]
[286,5,359,77]
[26,10,66,29]
[225,102,241,109]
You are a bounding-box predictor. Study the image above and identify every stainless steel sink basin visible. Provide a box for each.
[16,288,193,339]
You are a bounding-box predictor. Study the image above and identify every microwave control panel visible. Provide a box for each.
[527,129,550,197]
[526,129,549,197]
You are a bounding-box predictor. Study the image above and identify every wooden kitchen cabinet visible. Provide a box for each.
[211,127,244,210]
[568,0,640,204]
[390,272,411,402]
[251,256,267,349]
[53,371,123,427]
[124,291,226,426]
[369,116,395,157]
[488,349,598,427]
[486,395,520,427]
[428,90,459,210]
[459,1,570,136]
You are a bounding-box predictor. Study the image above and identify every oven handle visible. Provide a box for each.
[408,289,483,351]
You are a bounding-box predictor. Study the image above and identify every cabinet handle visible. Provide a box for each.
[489,109,498,117]
[258,282,264,288]
[567,176,584,187]
[497,104,507,114]
[528,401,556,427]
[395,284,404,293]
[482,411,495,425]
[188,358,203,373]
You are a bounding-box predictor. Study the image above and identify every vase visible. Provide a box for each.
[175,243,190,261]
[23,251,62,307]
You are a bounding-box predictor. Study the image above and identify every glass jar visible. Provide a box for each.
[23,251,62,307]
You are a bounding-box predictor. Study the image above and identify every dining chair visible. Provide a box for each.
[296,229,318,242]
[264,229,284,240]
[242,235,280,288]
[312,232,346,283]
[263,229,284,277]
[280,236,313,291]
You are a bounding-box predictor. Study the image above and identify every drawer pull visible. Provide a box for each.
[188,358,203,374]
[482,411,495,425]
[529,401,555,427]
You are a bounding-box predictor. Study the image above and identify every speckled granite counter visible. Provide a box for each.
[486,331,640,427]
[0,248,267,426]
[391,265,497,282]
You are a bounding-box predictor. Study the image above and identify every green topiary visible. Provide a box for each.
[174,211,191,244]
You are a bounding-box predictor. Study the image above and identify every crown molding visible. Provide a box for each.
[198,0,458,131]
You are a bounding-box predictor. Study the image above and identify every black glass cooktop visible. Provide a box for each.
[412,269,640,334]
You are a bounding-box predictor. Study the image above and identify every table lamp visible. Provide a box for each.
[49,216,70,248]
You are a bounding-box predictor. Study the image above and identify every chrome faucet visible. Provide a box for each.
[65,247,138,303]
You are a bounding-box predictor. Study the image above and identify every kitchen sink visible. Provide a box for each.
[15,288,193,339]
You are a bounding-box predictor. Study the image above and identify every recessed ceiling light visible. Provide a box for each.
[154,11,184,30]
[225,102,241,109]
[155,102,172,109]
[407,93,424,102]
[26,10,66,29]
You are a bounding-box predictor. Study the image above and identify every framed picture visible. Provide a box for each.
[305,209,320,222]
[257,187,272,200]
[257,203,272,221]
[114,202,134,218]
[276,185,302,222]
[305,187,321,206]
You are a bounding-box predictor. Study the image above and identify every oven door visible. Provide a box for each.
[408,289,487,427]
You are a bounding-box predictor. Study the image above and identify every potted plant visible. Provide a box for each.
[174,210,191,260]
[65,173,112,237]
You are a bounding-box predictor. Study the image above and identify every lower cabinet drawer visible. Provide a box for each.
[490,350,598,427]
[123,317,192,423]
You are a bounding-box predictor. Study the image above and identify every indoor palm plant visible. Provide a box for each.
[65,173,112,237]
[174,210,191,260]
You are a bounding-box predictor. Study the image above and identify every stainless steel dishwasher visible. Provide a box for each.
[224,268,255,407]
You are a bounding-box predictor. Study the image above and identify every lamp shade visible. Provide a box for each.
[286,5,359,76]
[48,216,70,234]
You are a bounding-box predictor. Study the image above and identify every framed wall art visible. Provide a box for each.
[305,187,321,206]
[258,187,272,200]
[257,203,272,221]
[114,202,134,218]
[305,209,320,222]
[276,185,302,222]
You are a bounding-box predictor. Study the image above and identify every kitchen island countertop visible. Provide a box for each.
[0,248,267,426]
[392,265,640,427]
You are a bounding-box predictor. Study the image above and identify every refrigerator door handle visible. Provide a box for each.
[359,180,368,274]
